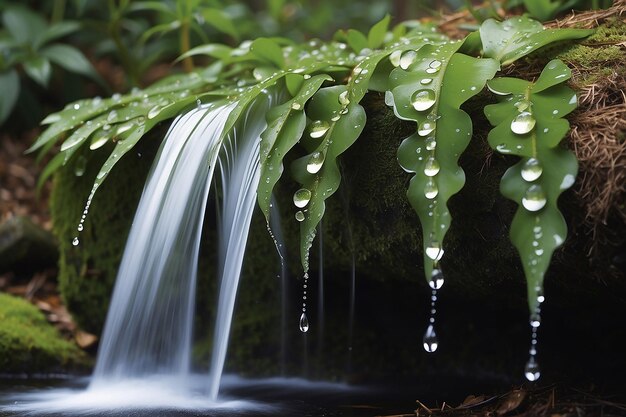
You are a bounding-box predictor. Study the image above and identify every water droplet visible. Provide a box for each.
[424,156,440,177]
[560,174,575,190]
[147,105,163,119]
[295,211,305,222]
[418,121,435,136]
[74,156,87,177]
[423,324,438,352]
[310,120,330,138]
[107,110,118,122]
[293,188,312,208]
[77,224,84,232]
[73,103,81,110]
[522,185,547,212]
[530,313,541,327]
[525,357,541,381]
[72,237,79,246]
[384,90,395,106]
[299,312,309,332]
[90,136,109,150]
[429,268,444,289]
[306,151,325,174]
[420,78,433,85]
[425,137,436,150]
[536,288,545,304]
[399,50,417,69]
[424,178,438,199]
[425,67,439,74]
[389,50,402,67]
[520,158,543,182]
[112,93,121,101]
[511,111,536,135]
[338,91,350,106]
[291,102,302,110]
[429,60,442,69]
[411,89,436,112]
[425,239,444,261]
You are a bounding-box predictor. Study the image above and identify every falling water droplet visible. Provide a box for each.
[399,50,417,69]
[424,178,438,199]
[74,156,87,177]
[411,89,436,112]
[423,156,440,177]
[418,121,436,136]
[536,287,545,304]
[310,120,330,138]
[72,237,79,246]
[295,211,305,222]
[293,188,312,208]
[77,224,84,232]
[525,357,541,381]
[423,324,438,352]
[306,151,325,174]
[522,185,547,212]
[429,268,444,290]
[521,158,543,182]
[530,313,541,328]
[511,111,536,134]
[299,312,309,333]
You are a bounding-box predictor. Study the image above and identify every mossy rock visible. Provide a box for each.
[0,293,88,374]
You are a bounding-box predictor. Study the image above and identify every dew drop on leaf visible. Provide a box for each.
[411,89,436,112]
[338,91,350,106]
[423,156,440,177]
[293,188,312,208]
[511,111,536,134]
[424,177,439,199]
[425,137,436,150]
[309,120,330,138]
[521,158,543,182]
[389,50,402,67]
[295,211,305,222]
[418,121,436,136]
[306,151,325,174]
[522,184,547,212]
[399,50,417,69]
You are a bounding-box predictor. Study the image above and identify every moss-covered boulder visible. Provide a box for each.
[0,293,88,374]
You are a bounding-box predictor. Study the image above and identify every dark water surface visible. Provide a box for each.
[0,373,508,417]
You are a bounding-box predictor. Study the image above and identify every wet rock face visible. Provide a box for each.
[0,216,58,274]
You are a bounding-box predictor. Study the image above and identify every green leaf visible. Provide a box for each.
[391,43,499,284]
[0,69,20,125]
[23,56,51,87]
[175,43,233,62]
[484,59,578,312]
[367,14,390,49]
[346,29,368,53]
[250,38,285,69]
[291,85,366,270]
[40,44,103,84]
[258,74,331,221]
[479,16,594,66]
[202,8,238,39]
[1,6,46,44]
[284,73,304,97]
[33,21,81,50]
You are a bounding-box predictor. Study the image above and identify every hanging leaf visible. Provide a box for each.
[291,86,366,269]
[479,16,593,66]
[392,43,499,285]
[485,59,578,312]
[258,74,331,221]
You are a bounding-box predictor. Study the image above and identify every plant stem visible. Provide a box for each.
[51,0,66,23]
[180,19,194,73]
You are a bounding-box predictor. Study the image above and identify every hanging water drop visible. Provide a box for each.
[74,156,87,177]
[536,287,545,304]
[423,156,440,177]
[72,237,79,246]
[384,90,395,107]
[418,121,436,136]
[306,151,325,174]
[411,89,436,112]
[399,50,417,69]
[310,120,330,138]
[522,185,547,212]
[521,158,543,182]
[524,356,541,381]
[429,268,444,290]
[293,188,312,208]
[425,239,444,261]
[530,313,541,328]
[299,312,309,333]
[423,324,438,352]
[511,111,536,135]
[424,178,438,199]
[295,211,305,222]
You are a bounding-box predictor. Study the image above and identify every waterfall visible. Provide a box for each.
[90,93,272,401]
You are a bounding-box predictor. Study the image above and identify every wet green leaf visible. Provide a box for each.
[485,59,578,312]
[392,43,499,283]
[346,29,368,53]
[480,16,593,66]
[367,14,390,49]
[250,38,285,69]
[0,69,20,125]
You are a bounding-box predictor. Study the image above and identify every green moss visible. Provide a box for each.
[0,293,88,374]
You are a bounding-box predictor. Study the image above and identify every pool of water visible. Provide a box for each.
[0,373,506,417]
